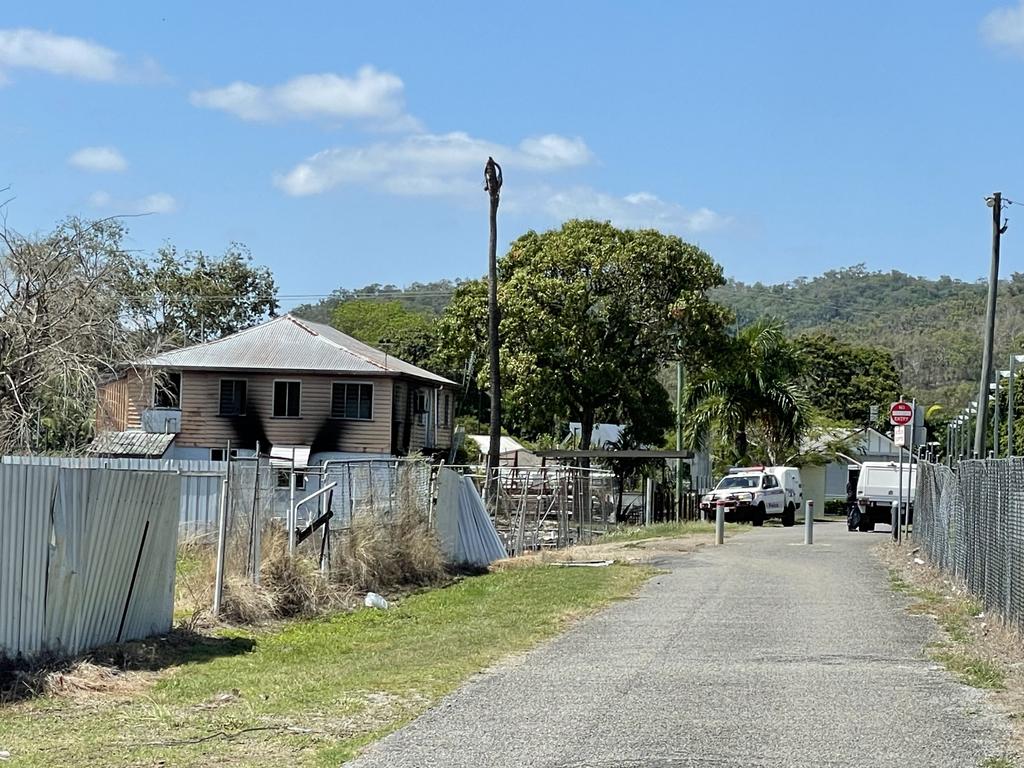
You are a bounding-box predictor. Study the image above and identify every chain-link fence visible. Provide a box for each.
[915,459,1024,628]
[218,457,433,586]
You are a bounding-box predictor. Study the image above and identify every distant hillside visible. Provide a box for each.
[714,265,1024,408]
[290,280,464,324]
[293,266,1024,410]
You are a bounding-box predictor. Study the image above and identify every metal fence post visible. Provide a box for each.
[715,500,725,545]
[212,447,231,616]
[804,500,814,545]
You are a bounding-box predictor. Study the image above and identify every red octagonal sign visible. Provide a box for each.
[890,401,914,426]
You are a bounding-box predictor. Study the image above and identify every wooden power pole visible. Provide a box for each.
[484,157,503,485]
[975,192,1006,458]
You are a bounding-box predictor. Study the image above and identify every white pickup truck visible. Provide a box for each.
[848,461,916,532]
[700,466,801,527]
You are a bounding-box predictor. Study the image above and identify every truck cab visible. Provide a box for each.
[700,466,798,527]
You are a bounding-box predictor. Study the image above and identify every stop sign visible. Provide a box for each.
[890,401,914,426]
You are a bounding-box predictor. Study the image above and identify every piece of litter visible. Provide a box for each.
[976,612,985,619]
[364,592,389,610]
[0,750,10,761]
[913,558,925,565]
[555,560,614,568]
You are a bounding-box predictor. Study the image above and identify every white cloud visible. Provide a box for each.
[0,28,120,81]
[540,186,730,234]
[276,131,593,197]
[89,190,177,214]
[981,2,1024,55]
[190,66,412,126]
[138,193,178,214]
[69,146,127,173]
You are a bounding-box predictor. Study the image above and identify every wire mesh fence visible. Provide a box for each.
[915,458,1024,628]
[218,457,435,586]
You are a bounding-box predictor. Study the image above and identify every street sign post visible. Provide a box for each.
[893,425,906,447]
[890,401,914,426]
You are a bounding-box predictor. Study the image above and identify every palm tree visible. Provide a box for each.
[684,319,808,465]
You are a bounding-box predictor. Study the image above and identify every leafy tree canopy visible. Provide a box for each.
[437,219,730,449]
[331,299,436,367]
[127,243,278,346]
[795,332,901,426]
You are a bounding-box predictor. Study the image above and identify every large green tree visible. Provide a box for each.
[331,299,437,367]
[684,318,808,465]
[795,333,901,425]
[437,219,730,450]
[127,243,279,346]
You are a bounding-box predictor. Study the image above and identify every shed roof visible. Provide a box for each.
[139,314,454,385]
[87,431,175,458]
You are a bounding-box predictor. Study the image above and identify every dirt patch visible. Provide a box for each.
[879,542,1024,762]
[492,533,716,571]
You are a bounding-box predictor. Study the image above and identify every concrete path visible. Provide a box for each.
[349,523,1007,767]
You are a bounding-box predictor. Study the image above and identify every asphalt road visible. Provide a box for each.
[348,522,1007,767]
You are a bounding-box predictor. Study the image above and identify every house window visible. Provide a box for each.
[415,390,427,426]
[276,470,306,490]
[153,371,181,409]
[273,381,301,418]
[210,448,225,462]
[219,379,247,416]
[332,382,373,420]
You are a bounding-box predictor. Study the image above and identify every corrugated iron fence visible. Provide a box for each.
[0,463,181,658]
[1,455,225,537]
[915,459,1024,627]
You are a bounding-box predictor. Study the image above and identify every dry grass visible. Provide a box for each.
[880,542,1024,764]
[332,506,446,593]
[213,509,446,625]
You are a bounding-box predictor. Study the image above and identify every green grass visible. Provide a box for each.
[0,563,651,767]
[600,520,722,543]
[981,756,1016,768]
[889,570,1006,691]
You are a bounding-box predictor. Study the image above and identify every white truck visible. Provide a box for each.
[848,461,916,532]
[700,466,802,527]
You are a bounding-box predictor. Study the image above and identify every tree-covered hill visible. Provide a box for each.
[293,265,1024,411]
[714,265,1024,408]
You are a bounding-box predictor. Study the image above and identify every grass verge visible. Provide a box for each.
[882,545,1022,766]
[0,562,651,767]
[888,570,1006,691]
[600,520,720,543]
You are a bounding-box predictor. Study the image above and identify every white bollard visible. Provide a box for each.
[804,500,814,545]
[715,501,725,545]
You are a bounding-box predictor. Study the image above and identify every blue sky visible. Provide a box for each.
[2,2,1024,307]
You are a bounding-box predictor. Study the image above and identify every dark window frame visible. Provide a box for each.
[273,380,302,418]
[331,381,374,421]
[152,370,182,409]
[218,378,248,416]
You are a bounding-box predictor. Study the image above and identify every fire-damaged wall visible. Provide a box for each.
[97,369,455,456]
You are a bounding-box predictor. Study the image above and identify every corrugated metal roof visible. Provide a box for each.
[87,430,176,458]
[139,314,455,385]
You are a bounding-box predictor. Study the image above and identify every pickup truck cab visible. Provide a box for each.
[849,461,916,532]
[700,467,798,527]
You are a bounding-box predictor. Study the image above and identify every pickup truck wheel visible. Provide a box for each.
[858,518,875,532]
[752,504,766,527]
[847,507,861,532]
[781,503,795,527]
